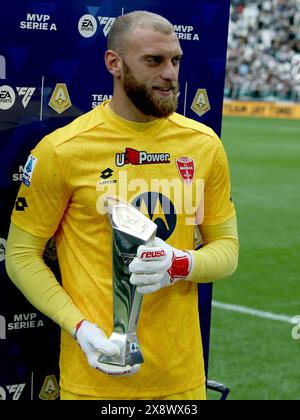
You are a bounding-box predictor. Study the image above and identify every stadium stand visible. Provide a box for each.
[225,0,300,102]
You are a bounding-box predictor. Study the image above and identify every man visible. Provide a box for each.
[5,11,238,400]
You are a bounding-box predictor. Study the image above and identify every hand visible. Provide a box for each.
[129,237,193,294]
[75,320,140,377]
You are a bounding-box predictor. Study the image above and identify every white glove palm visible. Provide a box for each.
[129,237,193,294]
[75,320,140,377]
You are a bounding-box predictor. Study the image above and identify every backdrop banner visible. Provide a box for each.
[0,0,230,400]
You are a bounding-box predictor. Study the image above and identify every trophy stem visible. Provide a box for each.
[127,290,143,334]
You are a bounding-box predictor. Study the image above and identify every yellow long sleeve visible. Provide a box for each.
[5,222,84,336]
[186,214,239,283]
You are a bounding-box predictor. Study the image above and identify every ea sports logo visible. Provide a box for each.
[0,85,16,110]
[78,14,97,38]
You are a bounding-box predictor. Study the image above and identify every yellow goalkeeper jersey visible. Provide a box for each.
[12,102,235,398]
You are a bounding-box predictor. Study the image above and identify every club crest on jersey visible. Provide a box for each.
[176,157,195,185]
[116,147,170,167]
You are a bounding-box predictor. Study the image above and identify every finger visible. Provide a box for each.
[94,339,120,357]
[129,258,168,274]
[130,272,164,286]
[136,283,162,294]
[137,246,167,261]
[96,362,136,377]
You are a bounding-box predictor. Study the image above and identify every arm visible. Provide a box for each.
[5,222,85,336]
[187,214,239,283]
[129,215,238,294]
[129,134,238,293]
[5,222,139,376]
[6,136,136,375]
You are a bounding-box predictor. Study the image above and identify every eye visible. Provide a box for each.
[172,56,182,66]
[147,56,162,65]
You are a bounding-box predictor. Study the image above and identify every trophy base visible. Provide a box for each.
[98,332,144,367]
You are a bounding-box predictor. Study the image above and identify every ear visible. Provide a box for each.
[105,50,122,78]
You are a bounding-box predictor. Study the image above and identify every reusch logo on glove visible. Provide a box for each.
[116,148,170,167]
[140,249,166,260]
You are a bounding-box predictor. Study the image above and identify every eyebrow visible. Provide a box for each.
[143,54,183,60]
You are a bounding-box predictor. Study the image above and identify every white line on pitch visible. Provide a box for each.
[212,301,297,324]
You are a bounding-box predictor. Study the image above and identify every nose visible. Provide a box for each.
[160,60,178,82]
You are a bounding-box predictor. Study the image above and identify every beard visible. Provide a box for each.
[122,60,179,118]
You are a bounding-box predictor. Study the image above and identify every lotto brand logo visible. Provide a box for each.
[116,148,170,167]
[15,197,28,211]
[0,55,6,79]
[140,250,166,259]
[100,168,113,179]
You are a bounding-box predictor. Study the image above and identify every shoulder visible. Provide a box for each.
[45,106,105,148]
[168,112,221,143]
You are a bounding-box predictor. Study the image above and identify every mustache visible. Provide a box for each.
[152,82,179,90]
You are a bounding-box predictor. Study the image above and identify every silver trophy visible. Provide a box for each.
[98,196,157,367]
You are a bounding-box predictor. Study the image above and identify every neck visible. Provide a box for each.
[109,87,157,123]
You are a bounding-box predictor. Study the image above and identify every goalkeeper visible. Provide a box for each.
[5,11,238,400]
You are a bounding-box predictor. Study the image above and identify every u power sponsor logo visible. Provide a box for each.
[116,148,170,167]
[20,13,57,31]
[0,55,6,79]
[78,14,116,38]
[0,384,26,400]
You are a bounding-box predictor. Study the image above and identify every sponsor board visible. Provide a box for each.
[78,14,115,38]
[48,83,71,114]
[191,89,210,117]
[20,13,57,31]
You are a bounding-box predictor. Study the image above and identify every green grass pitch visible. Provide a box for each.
[207,116,300,400]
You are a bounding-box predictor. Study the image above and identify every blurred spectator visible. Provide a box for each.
[225,0,300,102]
